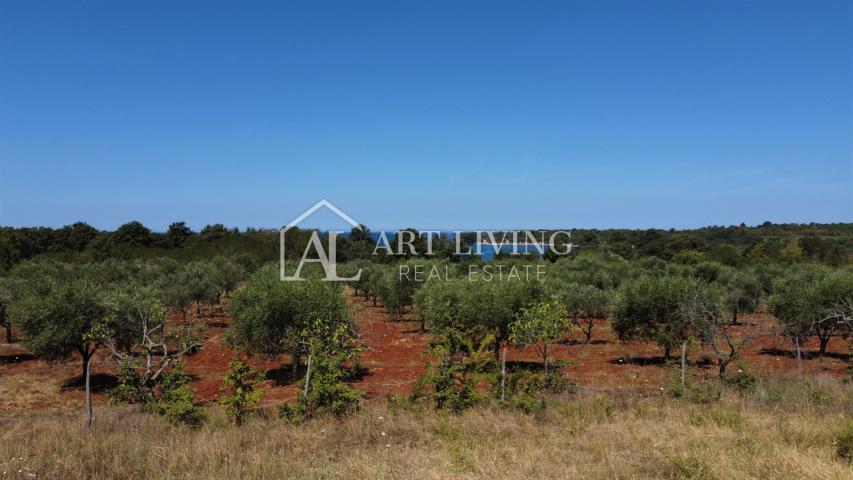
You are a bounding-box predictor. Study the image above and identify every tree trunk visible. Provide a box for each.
[718,359,729,377]
[4,324,11,343]
[83,353,93,428]
[794,337,802,380]
[818,336,830,357]
[585,320,593,342]
[680,341,687,387]
[732,309,738,325]
[493,338,501,363]
[663,346,671,360]
[543,344,549,375]
[291,354,300,379]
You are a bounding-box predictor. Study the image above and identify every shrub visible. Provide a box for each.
[108,361,146,405]
[687,382,722,405]
[110,361,203,426]
[494,370,576,414]
[834,418,853,462]
[419,359,478,413]
[667,377,721,404]
[721,370,758,393]
[280,351,364,422]
[219,360,265,426]
[148,363,203,426]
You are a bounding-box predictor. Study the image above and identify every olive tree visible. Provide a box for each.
[679,281,769,378]
[229,264,356,375]
[210,256,246,302]
[610,274,695,359]
[415,278,545,362]
[0,277,18,342]
[93,283,200,403]
[509,299,570,375]
[10,269,109,427]
[176,261,218,317]
[718,268,764,324]
[556,282,609,342]
[769,265,852,358]
[158,273,194,324]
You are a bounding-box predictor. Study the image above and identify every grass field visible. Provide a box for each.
[1,377,850,479]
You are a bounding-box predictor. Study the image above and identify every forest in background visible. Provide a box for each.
[1,220,851,272]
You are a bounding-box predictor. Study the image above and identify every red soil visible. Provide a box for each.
[0,294,849,416]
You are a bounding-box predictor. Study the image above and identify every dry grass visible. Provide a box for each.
[1,377,851,479]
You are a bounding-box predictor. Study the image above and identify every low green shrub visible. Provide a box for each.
[280,352,363,422]
[220,360,264,426]
[722,370,758,393]
[152,369,204,426]
[494,370,576,414]
[109,361,203,426]
[833,418,853,462]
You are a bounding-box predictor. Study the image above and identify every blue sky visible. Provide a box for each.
[1,0,851,231]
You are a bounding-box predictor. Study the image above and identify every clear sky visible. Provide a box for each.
[0,0,851,231]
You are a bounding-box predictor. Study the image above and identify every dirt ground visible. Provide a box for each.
[1,293,849,416]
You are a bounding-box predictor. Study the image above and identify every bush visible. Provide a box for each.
[721,370,758,393]
[281,351,364,422]
[149,364,203,426]
[219,360,264,426]
[834,418,853,462]
[667,377,721,404]
[109,361,203,426]
[419,359,478,413]
[494,370,575,414]
[688,382,722,404]
[108,361,146,405]
[157,384,203,426]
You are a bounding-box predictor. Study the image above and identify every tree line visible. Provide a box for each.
[2,221,851,273]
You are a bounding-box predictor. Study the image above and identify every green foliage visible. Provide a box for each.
[229,264,355,360]
[684,382,722,405]
[414,277,545,360]
[721,370,758,393]
[551,282,608,341]
[210,255,246,299]
[108,361,147,405]
[833,418,853,462]
[8,263,107,372]
[111,221,154,247]
[0,276,19,342]
[769,264,853,355]
[495,370,575,414]
[416,357,478,413]
[2,222,850,274]
[280,350,364,422]
[219,360,265,426]
[110,361,203,426]
[177,261,219,315]
[610,274,698,357]
[150,363,203,426]
[510,299,570,373]
[406,332,487,413]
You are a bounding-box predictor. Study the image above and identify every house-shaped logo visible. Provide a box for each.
[280,199,362,281]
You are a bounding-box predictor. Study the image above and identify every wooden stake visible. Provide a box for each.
[303,354,313,396]
[84,356,93,429]
[500,345,507,402]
